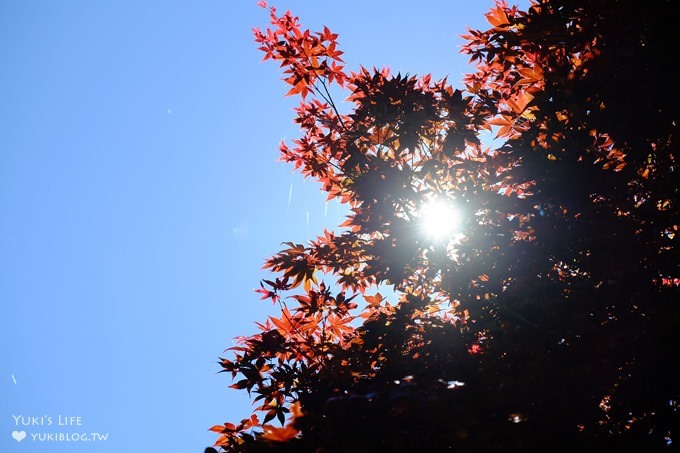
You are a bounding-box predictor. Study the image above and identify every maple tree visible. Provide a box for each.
[209,0,679,451]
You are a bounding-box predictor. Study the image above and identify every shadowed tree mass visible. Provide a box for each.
[209,0,679,450]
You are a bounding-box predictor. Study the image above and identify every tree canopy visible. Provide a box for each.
[210,0,679,451]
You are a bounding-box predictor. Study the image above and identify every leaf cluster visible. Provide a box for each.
[211,1,680,451]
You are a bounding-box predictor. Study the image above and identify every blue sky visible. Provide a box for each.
[1,1,522,451]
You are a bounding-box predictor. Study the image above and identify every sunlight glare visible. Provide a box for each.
[418,199,462,242]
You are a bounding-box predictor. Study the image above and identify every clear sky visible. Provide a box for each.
[1,1,524,451]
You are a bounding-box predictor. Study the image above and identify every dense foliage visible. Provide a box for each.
[209,0,679,450]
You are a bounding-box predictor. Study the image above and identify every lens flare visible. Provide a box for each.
[418,199,462,242]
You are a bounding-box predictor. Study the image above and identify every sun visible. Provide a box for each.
[418,199,462,242]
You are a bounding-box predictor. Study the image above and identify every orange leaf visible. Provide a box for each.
[486,115,513,127]
[363,292,383,306]
[517,66,543,84]
[485,6,510,29]
[507,91,534,114]
[210,423,236,433]
[290,401,304,418]
[261,424,300,442]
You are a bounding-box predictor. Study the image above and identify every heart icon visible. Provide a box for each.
[12,430,26,442]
